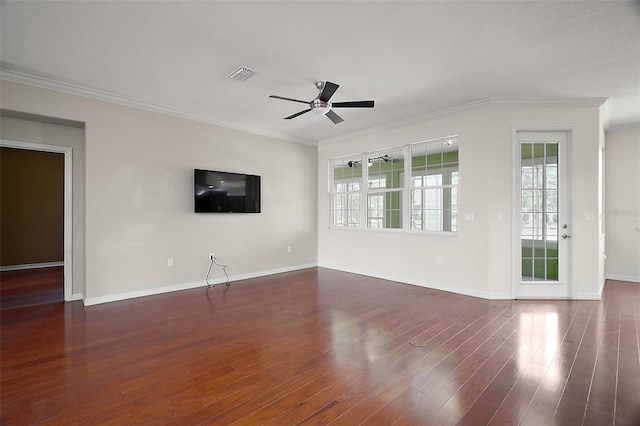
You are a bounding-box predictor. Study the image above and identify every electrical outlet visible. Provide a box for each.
[209,253,215,261]
[167,258,174,267]
[287,246,292,253]
[435,256,442,265]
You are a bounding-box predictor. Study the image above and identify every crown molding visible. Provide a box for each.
[487,97,608,108]
[2,67,610,147]
[318,99,492,145]
[318,97,609,146]
[605,121,640,133]
[0,68,315,146]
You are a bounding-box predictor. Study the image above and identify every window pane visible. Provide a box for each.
[367,191,402,229]
[546,190,557,213]
[425,210,442,230]
[426,174,442,186]
[368,149,404,188]
[546,143,558,164]
[522,258,533,281]
[534,164,544,189]
[522,166,533,189]
[388,210,402,229]
[546,165,557,189]
[520,140,561,281]
[425,188,442,209]
[533,190,543,212]
[332,157,362,227]
[409,136,458,232]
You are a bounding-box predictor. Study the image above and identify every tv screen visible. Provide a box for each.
[194,169,261,213]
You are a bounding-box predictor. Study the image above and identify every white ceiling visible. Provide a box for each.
[1,1,639,145]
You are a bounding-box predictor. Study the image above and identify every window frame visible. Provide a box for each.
[329,155,364,228]
[410,166,459,232]
[365,147,405,230]
[329,136,459,234]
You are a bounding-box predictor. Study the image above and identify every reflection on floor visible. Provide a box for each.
[0,266,63,310]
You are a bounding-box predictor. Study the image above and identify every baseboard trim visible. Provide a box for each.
[573,292,603,300]
[83,263,317,306]
[406,279,512,300]
[605,274,640,284]
[0,262,64,272]
[70,293,84,301]
[319,266,512,300]
[226,263,317,283]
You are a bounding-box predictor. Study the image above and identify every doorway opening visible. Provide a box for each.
[0,141,72,303]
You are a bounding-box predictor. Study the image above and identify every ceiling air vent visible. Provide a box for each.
[227,66,256,82]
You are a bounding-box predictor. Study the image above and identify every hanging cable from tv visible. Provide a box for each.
[206,255,230,287]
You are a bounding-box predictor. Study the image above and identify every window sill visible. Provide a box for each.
[328,226,458,237]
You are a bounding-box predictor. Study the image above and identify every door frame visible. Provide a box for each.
[511,127,573,299]
[1,139,73,301]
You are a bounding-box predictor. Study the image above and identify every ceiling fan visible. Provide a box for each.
[269,81,374,124]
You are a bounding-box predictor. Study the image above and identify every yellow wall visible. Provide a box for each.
[0,147,64,266]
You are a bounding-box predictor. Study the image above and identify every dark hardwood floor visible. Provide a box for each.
[1,267,639,425]
[0,267,63,310]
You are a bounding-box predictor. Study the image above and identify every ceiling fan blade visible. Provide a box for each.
[331,100,375,108]
[326,110,344,124]
[270,95,310,105]
[284,109,312,120]
[319,81,339,102]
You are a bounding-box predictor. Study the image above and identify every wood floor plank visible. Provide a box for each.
[356,385,427,425]
[1,269,639,425]
[0,267,64,310]
[496,301,593,426]
[404,317,525,424]
[614,282,640,426]
[491,305,587,425]
[582,298,620,426]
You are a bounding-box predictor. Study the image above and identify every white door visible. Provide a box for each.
[515,131,570,298]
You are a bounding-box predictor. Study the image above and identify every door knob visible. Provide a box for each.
[561,234,571,239]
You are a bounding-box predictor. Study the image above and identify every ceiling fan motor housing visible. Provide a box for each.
[311,99,331,115]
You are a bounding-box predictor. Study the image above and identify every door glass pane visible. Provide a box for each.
[521,142,559,282]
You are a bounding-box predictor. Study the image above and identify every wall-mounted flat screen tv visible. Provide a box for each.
[194,169,261,213]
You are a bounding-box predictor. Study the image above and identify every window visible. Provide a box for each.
[366,148,404,229]
[329,136,458,233]
[521,145,558,241]
[367,193,385,228]
[410,138,459,231]
[331,156,362,227]
[519,139,561,282]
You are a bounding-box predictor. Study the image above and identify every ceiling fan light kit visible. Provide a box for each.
[311,99,330,115]
[270,81,374,124]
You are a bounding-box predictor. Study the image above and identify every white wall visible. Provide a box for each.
[2,78,613,303]
[1,80,318,304]
[605,125,640,283]
[318,102,604,299]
